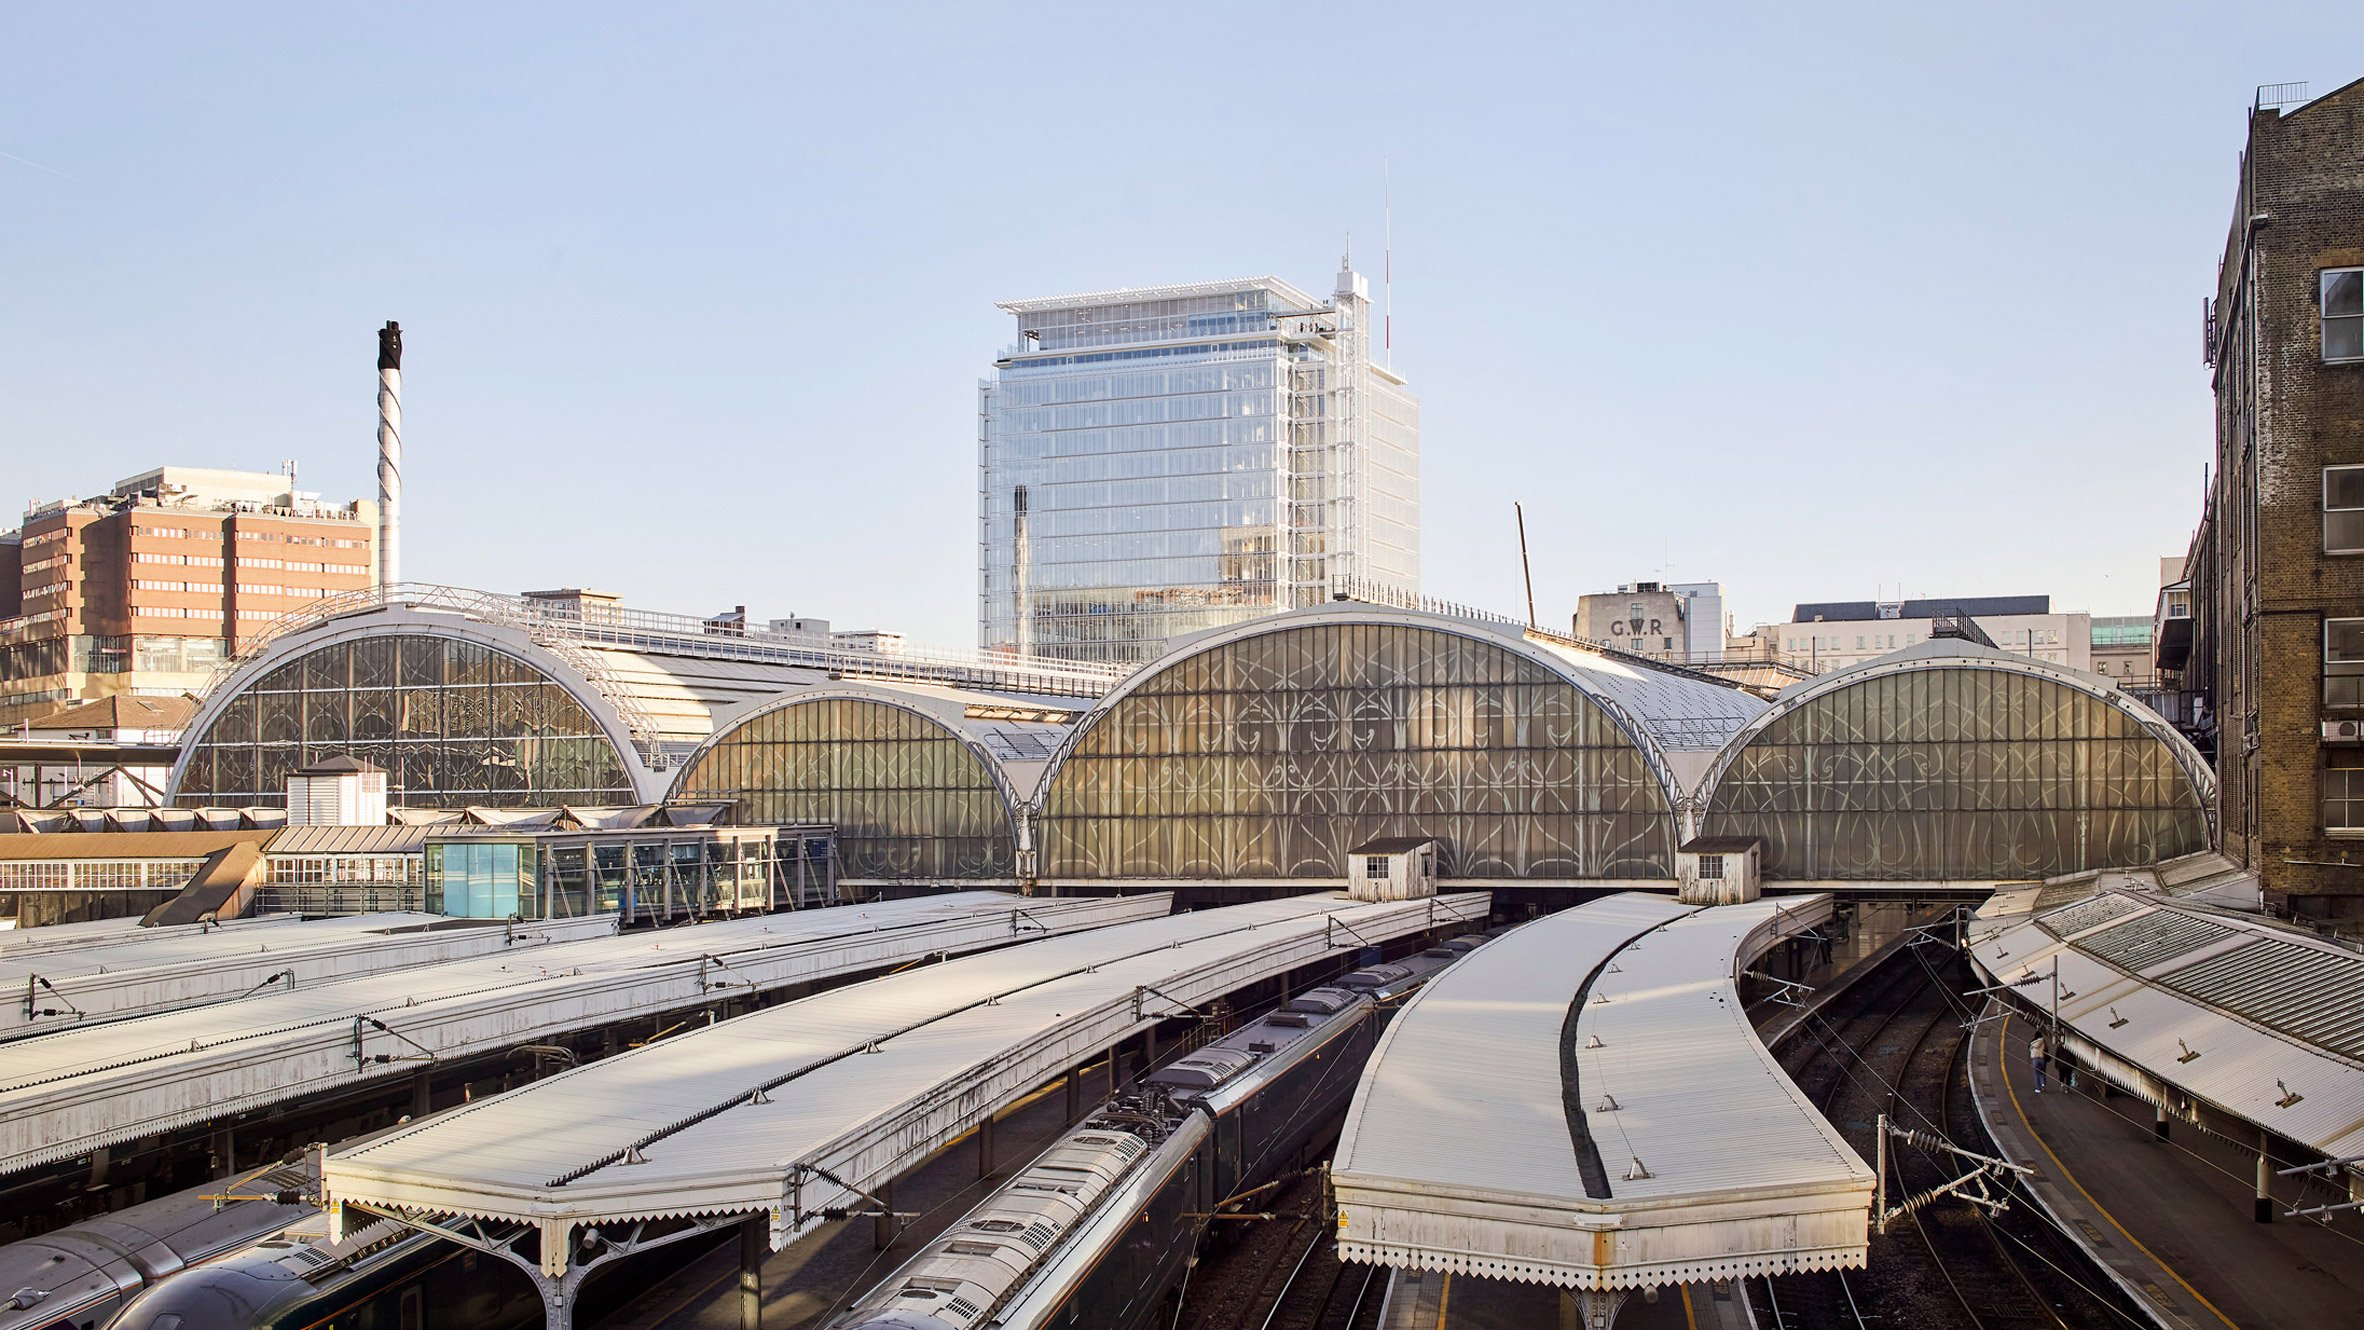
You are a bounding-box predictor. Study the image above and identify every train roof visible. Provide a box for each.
[1144,984,1370,1100]
[0,1161,312,1330]
[837,1115,1181,1330]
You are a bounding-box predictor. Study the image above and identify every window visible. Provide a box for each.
[1365,856,1389,879]
[2327,467,2364,554]
[2327,750,2364,833]
[1698,854,1726,880]
[2325,268,2363,363]
[2327,619,2364,707]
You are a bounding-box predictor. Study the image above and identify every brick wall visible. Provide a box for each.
[2210,78,2364,917]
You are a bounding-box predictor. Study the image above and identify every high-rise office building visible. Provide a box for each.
[0,467,377,725]
[979,266,1419,665]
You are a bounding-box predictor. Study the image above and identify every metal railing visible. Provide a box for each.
[2256,81,2311,111]
[1330,576,1524,628]
[251,884,426,916]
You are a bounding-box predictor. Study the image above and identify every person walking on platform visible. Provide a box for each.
[2029,1032,2049,1092]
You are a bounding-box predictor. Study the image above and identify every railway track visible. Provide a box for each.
[1755,941,2143,1330]
[1174,1167,1383,1330]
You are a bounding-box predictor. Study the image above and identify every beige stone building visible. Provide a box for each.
[1572,581,1691,662]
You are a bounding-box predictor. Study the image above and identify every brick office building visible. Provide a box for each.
[2194,77,2364,926]
[1,468,377,727]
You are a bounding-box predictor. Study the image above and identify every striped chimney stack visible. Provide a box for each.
[376,321,402,589]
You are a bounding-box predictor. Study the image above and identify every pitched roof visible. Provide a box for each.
[1679,835,1764,854]
[20,695,196,732]
[293,755,382,776]
[1790,595,2050,622]
[1352,836,1438,855]
[0,830,274,860]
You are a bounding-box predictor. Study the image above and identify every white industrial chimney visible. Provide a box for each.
[376,321,402,589]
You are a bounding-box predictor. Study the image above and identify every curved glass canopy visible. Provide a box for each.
[175,634,635,808]
[1700,665,2210,880]
[1038,621,1672,880]
[671,696,1018,881]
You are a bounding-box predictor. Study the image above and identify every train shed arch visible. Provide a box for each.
[1695,640,2214,881]
[1034,608,1765,883]
[667,684,1066,885]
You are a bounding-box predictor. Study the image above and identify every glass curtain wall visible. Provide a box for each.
[1038,622,1673,879]
[425,840,536,918]
[175,634,636,807]
[1701,666,2210,879]
[980,339,1291,663]
[671,698,1017,881]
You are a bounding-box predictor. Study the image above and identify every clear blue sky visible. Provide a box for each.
[4,4,2356,644]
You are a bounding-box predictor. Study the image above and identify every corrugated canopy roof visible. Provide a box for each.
[1970,889,2364,1159]
[265,825,435,856]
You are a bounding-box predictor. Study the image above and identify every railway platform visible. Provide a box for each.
[1970,1008,2364,1330]
[1373,1267,1752,1329]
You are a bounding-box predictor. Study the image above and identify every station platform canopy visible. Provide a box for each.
[1332,892,1870,1298]
[319,891,1487,1325]
[0,893,1154,1178]
[0,910,613,1042]
[0,908,302,958]
[1968,884,2364,1164]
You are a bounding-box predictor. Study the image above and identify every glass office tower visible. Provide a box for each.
[980,269,1419,665]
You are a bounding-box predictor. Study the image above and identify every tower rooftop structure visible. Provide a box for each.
[995,275,1323,315]
[980,265,1421,666]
